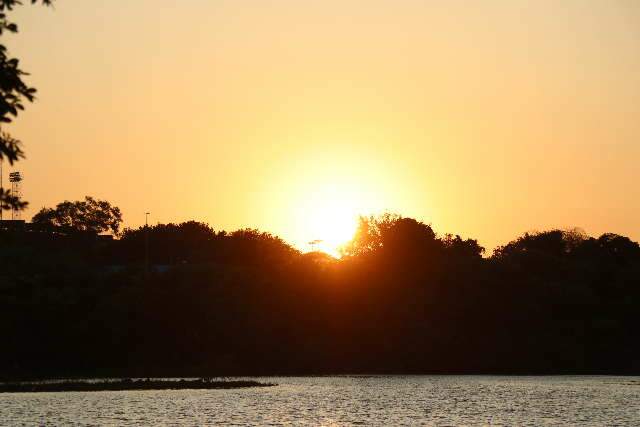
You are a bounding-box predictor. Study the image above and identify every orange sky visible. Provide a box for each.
[4,0,640,252]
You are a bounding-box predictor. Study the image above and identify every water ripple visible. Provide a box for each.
[1,376,638,426]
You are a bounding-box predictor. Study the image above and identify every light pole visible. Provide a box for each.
[0,158,3,221]
[145,212,150,277]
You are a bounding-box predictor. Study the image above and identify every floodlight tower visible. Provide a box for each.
[9,171,22,220]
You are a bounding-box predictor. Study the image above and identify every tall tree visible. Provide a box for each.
[32,196,123,235]
[0,0,52,212]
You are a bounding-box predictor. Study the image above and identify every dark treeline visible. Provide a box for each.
[1,212,639,379]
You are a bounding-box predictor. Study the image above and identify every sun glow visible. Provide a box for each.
[260,140,415,257]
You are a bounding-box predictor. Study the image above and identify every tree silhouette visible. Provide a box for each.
[117,222,299,266]
[1,212,639,379]
[341,213,404,256]
[32,196,123,235]
[0,0,53,212]
[342,213,483,262]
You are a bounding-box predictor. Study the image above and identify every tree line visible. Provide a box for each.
[0,197,638,379]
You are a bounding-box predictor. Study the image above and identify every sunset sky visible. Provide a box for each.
[4,0,640,253]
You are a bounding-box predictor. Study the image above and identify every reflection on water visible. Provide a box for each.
[1,376,639,425]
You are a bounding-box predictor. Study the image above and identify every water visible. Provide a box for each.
[1,376,638,425]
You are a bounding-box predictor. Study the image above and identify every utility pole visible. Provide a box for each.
[145,212,150,278]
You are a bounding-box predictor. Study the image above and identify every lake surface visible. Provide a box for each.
[1,376,638,425]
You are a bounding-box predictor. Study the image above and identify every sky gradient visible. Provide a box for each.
[4,0,640,252]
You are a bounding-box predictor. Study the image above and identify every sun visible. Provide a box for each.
[296,184,365,257]
[267,143,402,257]
[307,205,358,256]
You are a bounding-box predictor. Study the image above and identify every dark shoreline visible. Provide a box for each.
[3,371,639,384]
[0,378,276,393]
